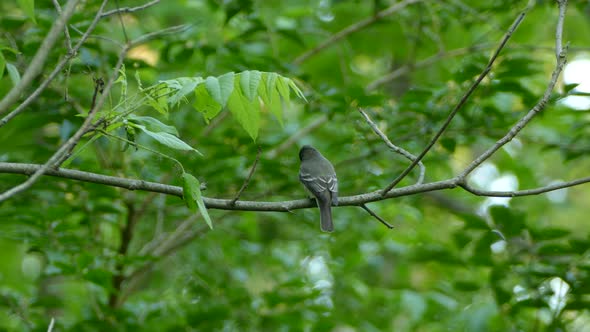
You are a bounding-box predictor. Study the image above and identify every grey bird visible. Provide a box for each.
[299,145,338,232]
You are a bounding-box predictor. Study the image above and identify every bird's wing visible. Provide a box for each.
[299,172,338,197]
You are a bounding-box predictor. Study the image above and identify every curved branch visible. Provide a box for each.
[359,108,425,184]
[381,10,527,195]
[0,161,456,210]
[458,0,568,178]
[0,162,185,196]
[458,177,590,197]
[3,162,589,212]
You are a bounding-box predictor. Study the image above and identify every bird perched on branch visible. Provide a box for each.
[298,145,338,232]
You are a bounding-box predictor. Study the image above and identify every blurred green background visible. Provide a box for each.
[1,0,590,331]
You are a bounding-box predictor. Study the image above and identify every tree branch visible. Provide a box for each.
[3,161,589,212]
[0,0,110,128]
[0,45,129,203]
[231,146,262,205]
[358,108,425,184]
[0,0,81,115]
[458,176,589,197]
[0,162,186,195]
[381,10,527,195]
[129,24,191,47]
[101,0,160,18]
[52,0,73,53]
[457,1,568,178]
[360,204,394,229]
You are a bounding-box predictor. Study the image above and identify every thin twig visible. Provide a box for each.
[555,0,567,60]
[458,176,584,197]
[368,43,590,92]
[51,0,73,53]
[293,0,422,65]
[119,215,209,304]
[68,24,125,47]
[114,0,129,44]
[458,1,569,178]
[0,0,110,128]
[101,0,160,18]
[381,11,527,195]
[0,0,81,115]
[47,318,55,332]
[358,108,425,184]
[0,45,129,203]
[129,24,191,46]
[361,204,394,229]
[231,146,262,205]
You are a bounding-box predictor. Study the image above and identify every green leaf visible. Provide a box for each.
[454,280,481,291]
[182,172,212,229]
[163,77,203,106]
[570,238,590,252]
[276,76,291,106]
[133,124,202,155]
[17,0,36,24]
[128,115,179,136]
[489,205,525,237]
[205,72,234,107]
[6,63,20,86]
[565,83,580,94]
[529,227,570,240]
[84,268,114,291]
[194,83,223,121]
[144,83,169,115]
[265,73,277,96]
[239,70,262,101]
[536,243,576,255]
[114,64,127,102]
[459,213,489,230]
[440,137,456,153]
[287,78,307,102]
[227,79,260,140]
[257,73,282,126]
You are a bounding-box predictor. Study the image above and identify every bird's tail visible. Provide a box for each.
[319,199,334,232]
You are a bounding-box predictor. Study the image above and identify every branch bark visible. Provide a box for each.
[2,161,588,212]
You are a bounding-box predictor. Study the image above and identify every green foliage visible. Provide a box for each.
[1,0,590,331]
[16,0,35,24]
[182,172,212,229]
[150,70,305,140]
